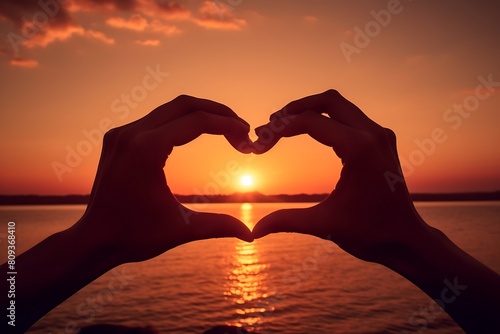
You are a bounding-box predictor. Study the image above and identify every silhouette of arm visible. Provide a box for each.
[0,95,254,333]
[252,89,500,333]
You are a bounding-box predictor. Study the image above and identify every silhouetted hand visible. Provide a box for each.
[80,95,254,263]
[1,95,254,333]
[251,90,500,333]
[252,89,419,263]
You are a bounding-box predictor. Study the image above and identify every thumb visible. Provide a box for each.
[252,207,320,239]
[188,211,254,242]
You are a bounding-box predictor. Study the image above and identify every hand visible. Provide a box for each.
[77,95,254,263]
[251,90,500,333]
[252,89,428,263]
[1,95,256,333]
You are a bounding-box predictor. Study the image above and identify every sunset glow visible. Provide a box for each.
[240,175,254,188]
[0,1,499,195]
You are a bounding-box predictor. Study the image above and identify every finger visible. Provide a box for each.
[145,111,252,161]
[188,211,254,242]
[384,128,399,161]
[133,95,250,131]
[252,114,305,154]
[86,129,118,206]
[226,134,255,154]
[251,123,281,154]
[270,90,376,130]
[252,111,357,158]
[252,206,322,239]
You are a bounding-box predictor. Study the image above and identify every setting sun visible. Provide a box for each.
[240,175,254,187]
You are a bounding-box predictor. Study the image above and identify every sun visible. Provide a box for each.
[240,175,254,187]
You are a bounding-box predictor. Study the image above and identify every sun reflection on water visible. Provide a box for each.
[224,203,273,332]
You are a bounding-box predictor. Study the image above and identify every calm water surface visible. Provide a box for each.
[0,202,499,334]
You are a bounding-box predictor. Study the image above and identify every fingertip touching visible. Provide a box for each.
[251,221,270,239]
[251,124,281,154]
[230,135,255,154]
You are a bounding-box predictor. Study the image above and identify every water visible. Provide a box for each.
[0,202,499,334]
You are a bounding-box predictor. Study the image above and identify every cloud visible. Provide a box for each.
[71,0,135,12]
[0,0,187,49]
[22,24,85,48]
[9,56,38,68]
[303,15,319,23]
[135,39,160,46]
[137,0,191,20]
[106,15,181,35]
[0,0,74,28]
[150,19,181,36]
[68,0,190,20]
[0,0,82,49]
[157,2,190,20]
[194,1,246,30]
[0,0,248,67]
[86,29,115,44]
[106,14,148,31]
[0,0,86,59]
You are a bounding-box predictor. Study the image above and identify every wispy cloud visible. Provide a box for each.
[10,57,39,68]
[150,19,181,36]
[0,1,74,27]
[106,15,181,36]
[0,0,83,52]
[86,30,115,45]
[194,1,247,30]
[140,0,191,20]
[67,0,137,13]
[106,14,149,31]
[0,0,247,67]
[21,25,85,48]
[135,39,160,46]
[303,15,319,23]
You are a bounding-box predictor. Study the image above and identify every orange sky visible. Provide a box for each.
[1,0,499,195]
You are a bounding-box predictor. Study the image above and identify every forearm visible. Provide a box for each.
[1,218,118,333]
[383,217,500,333]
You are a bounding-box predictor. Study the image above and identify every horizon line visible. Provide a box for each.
[1,191,500,205]
[1,190,500,197]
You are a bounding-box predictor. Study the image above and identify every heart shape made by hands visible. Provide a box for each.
[84,90,416,268]
[169,90,417,266]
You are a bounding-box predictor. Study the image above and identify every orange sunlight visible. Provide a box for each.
[1,1,499,195]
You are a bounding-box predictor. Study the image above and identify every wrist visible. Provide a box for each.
[377,213,500,333]
[377,214,447,280]
[12,216,121,332]
[69,214,125,270]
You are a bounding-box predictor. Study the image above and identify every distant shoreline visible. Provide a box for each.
[1,191,500,205]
